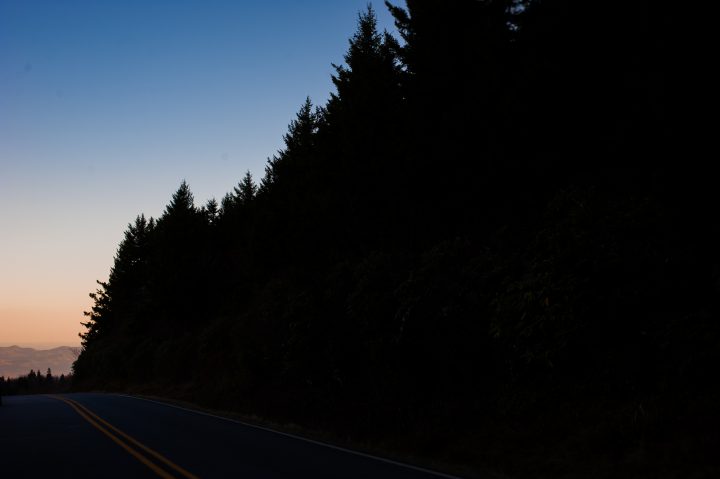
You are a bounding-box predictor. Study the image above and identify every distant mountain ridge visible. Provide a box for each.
[0,345,77,378]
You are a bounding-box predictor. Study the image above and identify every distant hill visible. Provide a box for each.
[0,346,78,378]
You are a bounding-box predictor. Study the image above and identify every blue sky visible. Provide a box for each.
[0,0,399,347]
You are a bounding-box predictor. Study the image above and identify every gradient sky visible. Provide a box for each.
[0,0,398,349]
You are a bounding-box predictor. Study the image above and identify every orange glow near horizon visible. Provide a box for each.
[0,306,83,348]
[0,293,89,348]
[0,228,116,349]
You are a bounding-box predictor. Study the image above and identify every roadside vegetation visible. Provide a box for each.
[1,370,73,396]
[72,1,713,477]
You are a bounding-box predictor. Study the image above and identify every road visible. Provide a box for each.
[0,393,460,478]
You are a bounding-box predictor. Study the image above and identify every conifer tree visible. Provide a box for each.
[319,6,406,246]
[163,181,196,220]
[144,181,210,333]
[327,5,403,127]
[262,97,319,194]
[220,192,235,216]
[203,198,220,225]
[234,171,257,206]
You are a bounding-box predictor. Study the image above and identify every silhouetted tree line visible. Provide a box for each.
[1,370,72,396]
[74,1,712,476]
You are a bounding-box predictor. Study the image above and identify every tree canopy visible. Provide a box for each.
[72,2,707,477]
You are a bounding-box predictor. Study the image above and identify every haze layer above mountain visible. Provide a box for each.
[0,346,77,378]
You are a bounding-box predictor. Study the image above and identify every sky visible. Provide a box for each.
[0,0,398,349]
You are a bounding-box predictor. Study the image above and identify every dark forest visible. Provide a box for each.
[1,370,72,396]
[72,1,712,477]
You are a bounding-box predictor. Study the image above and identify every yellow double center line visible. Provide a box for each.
[49,395,199,479]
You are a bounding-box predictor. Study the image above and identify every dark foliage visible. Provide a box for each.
[73,2,713,477]
[1,370,72,396]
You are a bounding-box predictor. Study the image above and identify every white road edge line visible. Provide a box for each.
[111,393,464,479]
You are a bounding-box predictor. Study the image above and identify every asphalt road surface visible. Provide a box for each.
[0,393,460,478]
